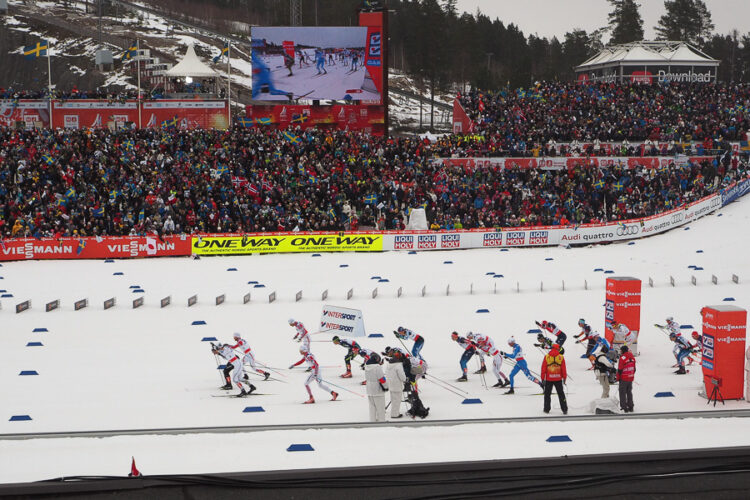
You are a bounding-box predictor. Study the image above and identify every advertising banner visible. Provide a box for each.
[52,100,138,129]
[701,305,747,400]
[605,277,641,355]
[142,100,228,129]
[452,98,473,134]
[720,177,750,206]
[251,26,380,102]
[191,234,383,255]
[245,104,384,135]
[0,236,190,261]
[359,11,385,101]
[0,100,50,128]
[320,305,366,337]
[437,155,715,171]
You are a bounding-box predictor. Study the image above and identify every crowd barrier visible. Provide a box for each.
[0,178,746,262]
[436,155,718,170]
[0,99,228,129]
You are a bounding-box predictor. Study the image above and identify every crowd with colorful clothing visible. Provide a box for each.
[1,123,747,238]
[456,81,750,157]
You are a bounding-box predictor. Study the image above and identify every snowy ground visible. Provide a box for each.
[256,52,380,102]
[0,198,748,483]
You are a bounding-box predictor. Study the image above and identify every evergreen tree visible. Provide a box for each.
[654,0,714,47]
[607,0,644,45]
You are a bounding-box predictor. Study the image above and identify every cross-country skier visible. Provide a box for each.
[465,332,487,373]
[536,320,567,346]
[574,318,591,341]
[315,48,327,75]
[394,326,425,360]
[230,333,270,380]
[283,51,294,76]
[332,336,360,378]
[251,51,292,100]
[535,333,565,355]
[502,336,543,394]
[611,320,637,346]
[469,332,509,387]
[451,331,477,381]
[290,347,338,404]
[289,318,311,370]
[669,332,692,374]
[690,331,703,355]
[212,343,256,397]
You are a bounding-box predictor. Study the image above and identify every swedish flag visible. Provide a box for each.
[216,164,229,175]
[236,116,253,128]
[123,139,134,150]
[161,116,179,129]
[109,189,121,203]
[122,44,138,61]
[213,42,229,63]
[24,40,49,59]
[92,207,104,218]
[327,208,336,218]
[593,179,605,190]
[254,117,272,125]
[613,181,624,191]
[76,238,86,255]
[283,131,301,145]
[138,209,145,223]
[41,153,54,166]
[364,194,377,205]
[65,187,75,199]
[291,113,309,124]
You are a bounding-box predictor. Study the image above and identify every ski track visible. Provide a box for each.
[0,197,748,482]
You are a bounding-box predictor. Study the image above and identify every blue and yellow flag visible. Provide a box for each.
[92,207,104,218]
[24,40,49,59]
[76,238,86,255]
[216,164,229,175]
[161,116,179,129]
[236,116,253,128]
[65,187,75,199]
[123,139,134,150]
[254,117,272,125]
[122,44,137,61]
[364,194,377,205]
[213,42,229,63]
[41,153,54,166]
[593,179,604,190]
[283,131,301,145]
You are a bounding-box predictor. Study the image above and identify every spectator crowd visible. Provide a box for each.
[1,121,745,239]
[456,81,750,157]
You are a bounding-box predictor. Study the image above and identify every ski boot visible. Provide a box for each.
[331,391,339,401]
[220,383,232,390]
[674,366,687,374]
[457,374,468,382]
[247,384,257,394]
[263,372,270,381]
[340,370,352,378]
[505,388,515,394]
[474,366,487,374]
[305,366,313,372]
[236,388,248,398]
[303,397,315,404]
[492,380,505,388]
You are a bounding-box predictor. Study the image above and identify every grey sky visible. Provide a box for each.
[455,0,750,42]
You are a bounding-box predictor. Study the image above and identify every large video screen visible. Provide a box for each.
[251,27,381,102]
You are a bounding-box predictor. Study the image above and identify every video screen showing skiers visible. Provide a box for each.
[251,26,380,102]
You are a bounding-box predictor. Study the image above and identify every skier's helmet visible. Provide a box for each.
[288,318,295,325]
[508,336,516,345]
[332,336,340,344]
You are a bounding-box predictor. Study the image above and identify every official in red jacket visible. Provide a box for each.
[617,345,636,413]
[541,344,568,415]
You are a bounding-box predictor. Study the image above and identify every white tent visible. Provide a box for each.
[166,44,219,78]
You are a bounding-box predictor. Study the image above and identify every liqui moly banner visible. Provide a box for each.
[320,305,366,337]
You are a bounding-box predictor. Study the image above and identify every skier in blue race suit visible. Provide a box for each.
[252,51,292,100]
[503,336,542,394]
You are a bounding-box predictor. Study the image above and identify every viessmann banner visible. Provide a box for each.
[191,234,383,255]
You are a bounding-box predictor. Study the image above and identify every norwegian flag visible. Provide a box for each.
[478,99,485,112]
[231,176,249,189]
[262,180,273,192]
[247,184,259,196]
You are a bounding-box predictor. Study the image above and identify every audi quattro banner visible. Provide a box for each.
[0,235,190,261]
[382,192,722,250]
[191,234,383,255]
[437,155,715,171]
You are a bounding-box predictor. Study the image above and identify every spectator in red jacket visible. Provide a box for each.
[541,343,568,415]
[617,345,636,413]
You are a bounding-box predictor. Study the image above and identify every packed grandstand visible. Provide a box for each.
[1,81,748,239]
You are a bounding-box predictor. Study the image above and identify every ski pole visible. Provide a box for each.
[423,373,469,394]
[423,375,468,398]
[321,379,365,398]
[477,358,488,390]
